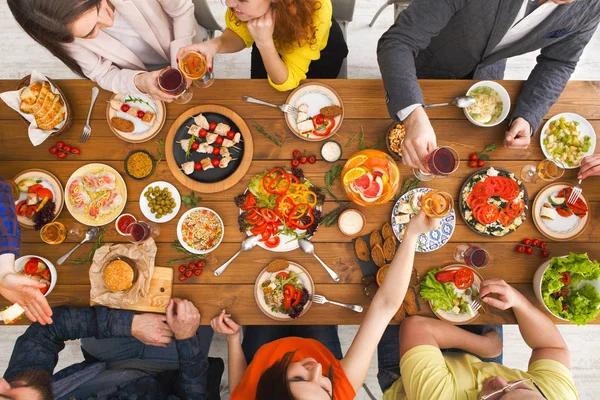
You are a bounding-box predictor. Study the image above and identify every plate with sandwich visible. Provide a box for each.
[107,93,166,143]
[533,182,589,241]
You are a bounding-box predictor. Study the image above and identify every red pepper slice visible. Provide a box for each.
[263,169,291,195]
[312,115,335,137]
[241,192,257,211]
[16,200,28,216]
[260,208,278,223]
[288,204,314,230]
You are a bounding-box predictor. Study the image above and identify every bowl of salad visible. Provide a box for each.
[534,253,600,325]
[420,265,485,324]
[539,113,596,169]
[255,260,314,321]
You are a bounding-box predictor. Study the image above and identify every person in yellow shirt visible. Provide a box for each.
[379,279,579,399]
[178,0,348,91]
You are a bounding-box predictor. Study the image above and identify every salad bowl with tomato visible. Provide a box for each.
[14,255,57,296]
[235,167,324,252]
[13,169,64,229]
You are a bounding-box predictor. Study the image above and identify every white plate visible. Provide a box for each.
[464,81,511,127]
[106,93,166,143]
[428,265,483,325]
[532,183,589,241]
[139,181,181,223]
[14,255,57,296]
[540,113,596,169]
[177,207,224,254]
[12,169,64,229]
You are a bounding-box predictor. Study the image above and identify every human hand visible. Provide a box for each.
[504,118,531,149]
[479,279,526,311]
[405,210,440,238]
[166,298,201,340]
[247,8,275,48]
[210,309,240,341]
[177,39,219,70]
[134,70,181,103]
[131,313,173,347]
[402,106,437,171]
[578,154,600,180]
[0,267,52,325]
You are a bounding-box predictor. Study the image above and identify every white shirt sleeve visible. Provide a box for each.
[397,103,422,122]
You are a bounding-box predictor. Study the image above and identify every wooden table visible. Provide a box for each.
[1,79,599,325]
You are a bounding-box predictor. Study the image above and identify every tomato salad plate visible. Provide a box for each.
[255,260,314,321]
[12,169,64,229]
[392,187,456,252]
[460,167,528,237]
[533,183,589,241]
[107,93,166,143]
[235,167,324,252]
[285,83,344,141]
[420,265,485,324]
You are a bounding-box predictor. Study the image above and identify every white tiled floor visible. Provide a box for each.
[1,0,600,398]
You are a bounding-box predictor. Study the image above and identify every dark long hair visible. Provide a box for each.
[7,0,101,77]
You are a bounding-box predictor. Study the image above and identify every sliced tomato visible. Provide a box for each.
[472,182,494,199]
[454,268,475,289]
[25,205,37,219]
[474,204,499,225]
[246,209,264,225]
[35,188,54,201]
[265,236,280,249]
[498,210,513,227]
[241,192,257,211]
[560,271,571,286]
[260,208,277,223]
[291,288,303,307]
[506,199,525,219]
[39,268,51,281]
[39,285,49,295]
[260,226,272,242]
[16,200,28,216]
[502,179,521,201]
[435,270,457,283]
[27,184,43,193]
[275,271,289,280]
[556,208,573,218]
[250,221,268,236]
[283,284,294,310]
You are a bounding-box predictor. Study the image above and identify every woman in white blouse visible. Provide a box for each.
[8,0,207,101]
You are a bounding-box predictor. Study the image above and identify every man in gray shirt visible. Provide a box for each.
[378,0,600,171]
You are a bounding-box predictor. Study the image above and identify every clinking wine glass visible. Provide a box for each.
[413,146,460,181]
[453,244,490,269]
[421,190,453,218]
[178,50,214,88]
[520,159,564,183]
[157,67,193,104]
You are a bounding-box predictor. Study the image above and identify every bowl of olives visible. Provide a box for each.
[139,181,181,223]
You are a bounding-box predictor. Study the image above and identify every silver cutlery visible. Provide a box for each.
[241,96,298,117]
[298,239,340,282]
[214,235,260,277]
[79,86,99,143]
[471,297,483,313]
[568,179,583,205]
[423,95,475,109]
[309,294,363,313]
[57,227,99,265]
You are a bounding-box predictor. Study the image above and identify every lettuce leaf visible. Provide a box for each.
[248,172,277,209]
[420,268,459,312]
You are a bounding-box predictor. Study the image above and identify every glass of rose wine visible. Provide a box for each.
[521,159,564,183]
[413,146,460,181]
[421,190,453,218]
[179,51,214,88]
[453,244,490,269]
[157,67,192,104]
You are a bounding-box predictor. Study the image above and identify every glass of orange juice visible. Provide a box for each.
[341,150,400,206]
[421,190,453,218]
[178,51,214,88]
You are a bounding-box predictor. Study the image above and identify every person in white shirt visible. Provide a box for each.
[8,0,208,101]
[378,0,600,172]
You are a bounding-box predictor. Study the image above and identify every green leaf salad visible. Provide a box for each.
[542,253,600,325]
[420,268,460,312]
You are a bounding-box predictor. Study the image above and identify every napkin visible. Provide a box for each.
[0,70,68,146]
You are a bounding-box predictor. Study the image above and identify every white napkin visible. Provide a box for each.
[0,70,68,146]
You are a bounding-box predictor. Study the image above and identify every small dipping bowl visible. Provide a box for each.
[115,213,137,236]
[337,208,366,238]
[321,140,343,163]
[124,150,156,180]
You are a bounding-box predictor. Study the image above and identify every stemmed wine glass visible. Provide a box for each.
[453,245,491,269]
[178,50,215,88]
[520,159,564,183]
[157,67,193,104]
[413,146,460,181]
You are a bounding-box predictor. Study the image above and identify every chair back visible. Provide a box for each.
[193,0,223,37]
[332,0,356,23]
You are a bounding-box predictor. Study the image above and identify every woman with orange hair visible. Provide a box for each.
[179,0,348,91]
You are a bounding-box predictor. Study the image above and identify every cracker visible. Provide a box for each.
[383,237,396,261]
[371,244,386,267]
[382,222,394,240]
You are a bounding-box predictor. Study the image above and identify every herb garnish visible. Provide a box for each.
[319,203,349,227]
[155,139,165,165]
[71,227,107,265]
[477,143,496,161]
[253,120,284,147]
[324,164,343,201]
[167,241,205,265]
[181,192,202,208]
[124,95,157,114]
[399,177,420,197]
[345,126,379,150]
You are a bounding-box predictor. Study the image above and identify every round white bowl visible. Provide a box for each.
[464,81,511,127]
[533,258,569,322]
[177,207,224,254]
[14,255,57,296]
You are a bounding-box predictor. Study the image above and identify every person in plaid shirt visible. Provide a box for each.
[0,176,52,324]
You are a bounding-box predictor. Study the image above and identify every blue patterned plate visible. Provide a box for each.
[391,187,456,252]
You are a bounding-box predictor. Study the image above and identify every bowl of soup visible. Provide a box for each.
[464,81,510,127]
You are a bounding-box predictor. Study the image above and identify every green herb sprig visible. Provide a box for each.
[181,192,202,208]
[155,139,165,165]
[253,120,283,147]
[324,164,343,201]
[124,95,157,114]
[399,176,420,198]
[185,136,198,160]
[167,241,205,265]
[476,143,497,161]
[71,227,107,265]
[319,203,349,227]
[345,126,379,150]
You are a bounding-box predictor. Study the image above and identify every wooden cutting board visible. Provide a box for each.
[92,267,173,313]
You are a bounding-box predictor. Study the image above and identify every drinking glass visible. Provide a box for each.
[157,67,193,104]
[520,159,564,183]
[125,221,160,244]
[421,190,453,218]
[413,146,460,181]
[179,50,214,88]
[453,244,490,269]
[40,221,85,244]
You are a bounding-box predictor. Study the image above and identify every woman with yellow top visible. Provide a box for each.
[178,0,348,91]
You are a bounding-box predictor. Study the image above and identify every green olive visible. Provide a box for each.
[150,208,156,213]
[156,214,163,219]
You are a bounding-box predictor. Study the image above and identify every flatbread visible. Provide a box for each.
[354,237,370,261]
[370,230,383,249]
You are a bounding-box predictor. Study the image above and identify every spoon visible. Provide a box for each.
[56,227,99,265]
[214,235,260,277]
[423,95,475,109]
[298,239,340,282]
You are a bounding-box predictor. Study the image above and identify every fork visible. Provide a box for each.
[309,294,363,313]
[241,96,298,118]
[568,179,583,205]
[79,86,99,143]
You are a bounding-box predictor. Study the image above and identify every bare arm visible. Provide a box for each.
[177,29,245,70]
[211,311,246,392]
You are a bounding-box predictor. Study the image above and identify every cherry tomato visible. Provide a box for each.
[292,150,302,158]
[196,260,205,268]
[49,146,57,155]
[70,147,80,155]
[469,153,478,161]
[211,158,220,168]
[299,156,307,164]
[57,151,67,159]
[198,128,208,138]
[191,141,200,151]
[194,162,202,171]
[178,265,186,273]
[291,159,300,167]
[194,268,203,276]
[227,130,236,139]
[209,122,217,131]
[184,270,193,278]
[540,241,548,250]
[215,136,224,145]
[469,160,477,168]
[212,147,220,156]
[62,145,71,153]
[307,155,317,164]
[477,159,485,167]
[188,263,195,270]
[522,238,532,246]
[179,274,186,281]
[525,246,533,255]
[137,110,145,119]
[562,304,569,311]
[55,141,64,149]
[532,238,541,247]
[121,104,131,112]
[516,245,525,253]
[314,115,325,125]
[541,250,550,258]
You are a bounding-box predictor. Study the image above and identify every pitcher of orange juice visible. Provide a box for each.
[342,150,400,206]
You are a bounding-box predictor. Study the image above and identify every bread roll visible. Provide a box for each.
[104,259,134,292]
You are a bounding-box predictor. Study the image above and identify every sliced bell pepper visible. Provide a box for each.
[241,192,257,210]
[288,204,314,230]
[312,115,335,137]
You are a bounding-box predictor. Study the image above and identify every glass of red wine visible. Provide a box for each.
[453,245,490,269]
[413,146,460,181]
[126,221,160,244]
[157,67,192,104]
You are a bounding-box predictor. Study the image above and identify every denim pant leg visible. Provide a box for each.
[292,325,343,360]
[377,325,402,393]
[242,326,292,364]
[443,325,504,365]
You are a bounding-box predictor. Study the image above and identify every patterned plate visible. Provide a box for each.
[391,187,456,253]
